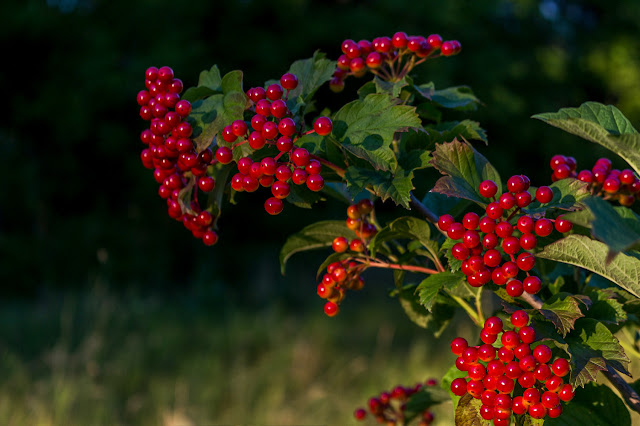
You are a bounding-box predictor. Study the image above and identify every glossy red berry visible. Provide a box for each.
[314,116,333,136]
[479,180,498,198]
[484,317,503,335]
[535,186,554,203]
[198,176,215,192]
[555,216,573,233]
[280,73,298,90]
[438,214,455,232]
[551,358,570,377]
[510,310,529,328]
[266,84,284,101]
[451,378,468,396]
[264,197,284,215]
[535,218,553,237]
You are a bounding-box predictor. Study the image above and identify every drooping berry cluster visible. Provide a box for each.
[330,32,461,93]
[137,66,219,246]
[550,155,640,206]
[216,72,333,215]
[438,176,573,296]
[354,379,439,425]
[319,200,378,316]
[450,311,575,424]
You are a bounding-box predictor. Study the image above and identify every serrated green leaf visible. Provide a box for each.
[417,272,466,311]
[319,182,352,205]
[397,285,454,335]
[188,70,248,149]
[404,386,450,421]
[285,51,335,116]
[454,393,485,426]
[524,179,591,215]
[563,318,630,388]
[580,196,640,256]
[430,139,501,206]
[344,166,414,208]
[431,86,482,111]
[369,216,432,257]
[538,293,590,337]
[373,75,408,98]
[428,120,488,145]
[332,93,422,171]
[544,382,631,426]
[421,192,472,219]
[533,102,640,176]
[279,221,356,274]
[536,234,640,299]
[398,149,432,172]
[585,288,628,325]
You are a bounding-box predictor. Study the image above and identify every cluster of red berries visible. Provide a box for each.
[215,72,333,215]
[354,379,438,425]
[450,311,575,424]
[550,155,640,206]
[330,32,461,93]
[319,200,378,316]
[137,66,219,246]
[438,175,573,296]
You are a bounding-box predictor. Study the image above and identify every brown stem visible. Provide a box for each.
[409,193,440,227]
[603,365,640,415]
[520,292,543,309]
[310,154,346,178]
[355,258,439,275]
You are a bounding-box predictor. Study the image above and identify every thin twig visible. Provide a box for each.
[409,193,439,226]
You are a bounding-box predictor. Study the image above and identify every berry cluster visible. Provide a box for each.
[216,72,333,215]
[550,155,640,206]
[319,200,378,316]
[354,379,439,425]
[330,32,461,93]
[438,175,573,297]
[450,311,575,424]
[137,66,219,245]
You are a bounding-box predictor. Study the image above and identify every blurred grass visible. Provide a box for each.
[0,283,462,426]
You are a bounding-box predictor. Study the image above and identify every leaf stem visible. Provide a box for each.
[310,154,346,178]
[603,365,640,415]
[475,287,485,325]
[446,290,481,327]
[355,258,439,275]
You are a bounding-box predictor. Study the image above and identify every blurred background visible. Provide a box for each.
[1,0,639,424]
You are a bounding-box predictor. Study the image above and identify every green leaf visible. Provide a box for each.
[188,70,248,149]
[431,86,482,111]
[536,234,640,299]
[428,120,488,145]
[417,272,466,311]
[285,182,325,209]
[454,393,485,426]
[182,65,223,101]
[523,179,590,215]
[279,221,356,274]
[332,93,422,171]
[315,252,353,278]
[421,192,472,219]
[563,319,630,388]
[538,293,590,337]
[397,285,454,335]
[533,102,640,176]
[285,51,335,116]
[369,216,432,257]
[430,139,502,206]
[580,196,640,256]
[344,166,414,209]
[398,149,432,173]
[585,288,628,325]
[373,75,409,98]
[544,382,631,426]
[404,386,450,420]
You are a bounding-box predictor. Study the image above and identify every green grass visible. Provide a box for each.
[0,284,460,425]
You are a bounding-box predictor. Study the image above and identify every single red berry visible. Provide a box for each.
[498,347,514,364]
[558,384,575,402]
[550,154,567,170]
[603,177,621,193]
[438,214,455,232]
[392,31,408,48]
[324,301,339,317]
[506,279,524,297]
[519,326,536,344]
[512,396,527,415]
[520,233,538,250]
[507,175,526,193]
[349,57,366,73]
[307,174,325,192]
[198,176,215,192]
[523,276,542,295]
[366,52,382,68]
[516,252,535,271]
[280,73,298,90]
[481,328,498,344]
[535,218,553,237]
[529,403,547,419]
[353,408,366,420]
[276,136,293,152]
[498,192,516,210]
[620,169,636,184]
[427,34,443,48]
[479,180,498,198]
[479,217,496,233]
[518,372,536,388]
[484,317,504,335]
[555,216,573,233]
[515,191,532,208]
[551,358,570,377]
[292,148,310,167]
[215,146,233,164]
[501,331,520,349]
[440,40,457,56]
[548,404,563,418]
[450,337,468,356]
[577,169,593,182]
[266,84,284,100]
[451,378,468,396]
[271,99,289,118]
[202,230,218,246]
[252,113,267,132]
[314,116,333,136]
[264,197,284,215]
[554,164,571,180]
[535,364,551,382]
[292,168,308,185]
[447,222,465,240]
[536,186,554,203]
[486,202,504,219]
[261,121,279,140]
[271,181,291,199]
[510,310,529,327]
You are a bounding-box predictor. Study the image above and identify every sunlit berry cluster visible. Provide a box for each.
[551,155,640,206]
[438,176,573,296]
[330,32,461,92]
[137,66,219,246]
[354,379,439,425]
[216,72,332,215]
[450,311,575,424]
[319,200,379,316]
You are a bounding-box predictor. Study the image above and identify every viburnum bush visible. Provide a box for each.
[135,32,640,425]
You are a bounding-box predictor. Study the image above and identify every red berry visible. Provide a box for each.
[523,276,542,295]
[264,197,284,215]
[519,326,536,344]
[554,164,571,180]
[558,384,575,402]
[216,146,233,164]
[438,214,455,232]
[271,181,291,199]
[535,218,553,237]
[450,337,468,356]
[266,84,284,100]
[306,174,325,192]
[555,216,573,233]
[314,116,333,136]
[536,186,554,203]
[501,331,520,349]
[231,120,248,137]
[506,280,524,297]
[392,31,409,48]
[479,180,498,198]
[486,202,503,219]
[198,176,215,192]
[280,73,298,90]
[516,252,536,271]
[498,192,516,210]
[366,52,382,68]
[440,40,457,56]
[510,310,529,327]
[484,317,504,335]
[202,230,218,246]
[551,358,570,377]
[427,34,443,48]
[451,378,468,396]
[324,301,339,317]
[546,375,564,392]
[507,175,526,193]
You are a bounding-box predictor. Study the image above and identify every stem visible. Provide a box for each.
[603,365,640,415]
[520,292,543,309]
[475,287,485,325]
[310,154,345,178]
[356,258,439,275]
[409,193,443,231]
[446,290,481,326]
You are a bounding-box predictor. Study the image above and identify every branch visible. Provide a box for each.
[603,365,640,415]
[520,292,543,309]
[409,193,440,226]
